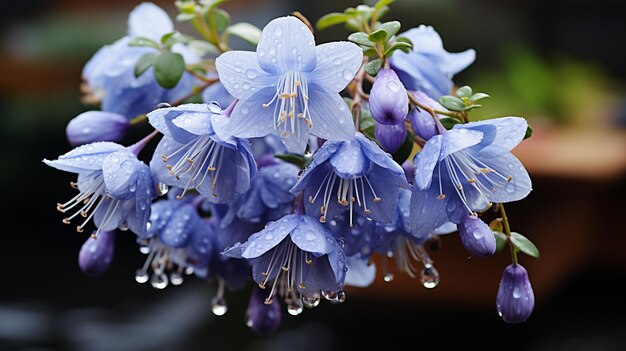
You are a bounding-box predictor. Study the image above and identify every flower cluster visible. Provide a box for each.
[45,0,539,333]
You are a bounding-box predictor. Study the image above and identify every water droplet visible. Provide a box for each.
[245,69,258,79]
[420,264,440,289]
[512,286,522,299]
[274,26,283,37]
[139,244,150,254]
[383,273,394,282]
[321,291,337,300]
[258,48,266,57]
[333,58,341,65]
[386,80,401,92]
[150,273,169,289]
[335,290,346,303]
[505,182,516,194]
[211,296,228,316]
[301,295,320,308]
[154,102,171,110]
[135,269,149,283]
[119,223,129,231]
[233,82,240,89]
[170,272,184,286]
[305,230,316,241]
[342,69,353,81]
[287,299,303,316]
[242,82,251,90]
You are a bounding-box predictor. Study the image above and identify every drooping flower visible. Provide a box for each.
[411,117,532,241]
[216,16,362,153]
[496,264,535,323]
[44,141,155,236]
[457,213,496,257]
[369,68,409,125]
[82,2,200,118]
[223,213,347,308]
[374,121,407,153]
[389,25,475,98]
[78,230,116,276]
[246,286,283,335]
[292,133,409,226]
[407,91,448,140]
[66,111,130,146]
[148,102,257,203]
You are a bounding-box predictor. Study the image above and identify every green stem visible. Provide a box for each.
[499,203,519,265]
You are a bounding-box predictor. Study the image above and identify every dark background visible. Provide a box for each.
[1,0,626,350]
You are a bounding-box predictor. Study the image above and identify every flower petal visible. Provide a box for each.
[256,16,317,74]
[102,150,141,200]
[410,185,451,242]
[344,255,376,288]
[357,166,403,223]
[172,110,215,136]
[241,215,299,259]
[290,215,334,255]
[215,51,277,100]
[43,142,125,173]
[413,134,443,190]
[330,138,370,178]
[147,104,211,143]
[291,141,342,193]
[306,88,355,142]
[473,148,532,203]
[440,128,483,160]
[278,117,311,154]
[127,2,173,42]
[357,134,407,186]
[159,205,195,248]
[307,41,362,93]
[459,117,528,151]
[224,88,276,138]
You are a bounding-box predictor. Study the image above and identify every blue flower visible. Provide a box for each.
[496,264,535,323]
[44,141,155,236]
[407,91,448,140]
[389,25,475,98]
[216,16,362,153]
[292,133,409,225]
[223,213,346,305]
[82,2,200,118]
[369,68,409,125]
[66,111,130,146]
[135,195,214,288]
[246,286,283,335]
[411,117,532,241]
[374,121,407,153]
[78,230,116,277]
[148,102,257,203]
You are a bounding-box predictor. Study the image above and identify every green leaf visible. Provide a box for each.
[462,104,482,112]
[226,22,262,45]
[439,117,461,130]
[510,232,540,259]
[374,0,395,10]
[368,29,387,43]
[275,154,307,169]
[348,32,373,47]
[127,36,160,49]
[456,85,473,98]
[200,0,226,11]
[385,41,412,56]
[392,133,413,164]
[493,231,507,253]
[395,36,413,46]
[153,52,185,89]
[316,12,352,31]
[469,92,490,103]
[365,59,383,76]
[208,8,230,32]
[134,53,156,78]
[438,96,466,111]
[187,40,220,56]
[524,125,533,140]
[161,32,176,45]
[379,21,401,40]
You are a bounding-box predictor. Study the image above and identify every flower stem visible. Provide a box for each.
[351,57,368,132]
[499,203,519,265]
[170,77,219,106]
[128,130,160,156]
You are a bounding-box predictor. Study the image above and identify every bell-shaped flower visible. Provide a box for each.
[369,69,409,125]
[292,133,408,226]
[411,117,532,241]
[374,121,406,153]
[496,264,535,323]
[44,141,155,236]
[78,230,115,276]
[66,111,130,146]
[82,2,200,118]
[216,16,362,153]
[389,25,475,98]
[457,214,496,257]
[246,286,283,335]
[407,91,448,140]
[223,213,346,306]
[148,102,257,203]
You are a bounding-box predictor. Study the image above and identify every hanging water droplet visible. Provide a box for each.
[170,272,184,286]
[383,273,394,282]
[287,299,303,316]
[335,290,346,303]
[158,183,169,196]
[135,269,149,284]
[512,286,522,299]
[184,266,194,275]
[246,317,254,328]
[321,291,337,301]
[420,264,440,289]
[139,245,150,254]
[211,296,228,316]
[301,295,320,308]
[150,273,169,289]
[119,222,129,231]
[154,102,171,110]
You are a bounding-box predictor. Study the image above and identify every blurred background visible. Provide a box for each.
[1,0,626,350]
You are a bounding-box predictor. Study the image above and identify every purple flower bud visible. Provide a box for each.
[369,69,409,125]
[496,264,535,323]
[374,121,407,153]
[407,91,447,140]
[245,286,282,335]
[78,231,115,276]
[402,159,416,184]
[66,111,130,146]
[458,215,496,257]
